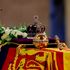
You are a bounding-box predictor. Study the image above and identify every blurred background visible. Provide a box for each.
[0,0,70,47]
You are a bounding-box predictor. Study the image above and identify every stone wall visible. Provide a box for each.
[0,0,49,29]
[65,0,70,47]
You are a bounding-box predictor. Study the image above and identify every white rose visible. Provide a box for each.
[5,27,12,35]
[22,32,27,38]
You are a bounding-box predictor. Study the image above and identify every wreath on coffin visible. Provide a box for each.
[0,25,27,44]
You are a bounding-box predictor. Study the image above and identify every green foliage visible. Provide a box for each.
[0,25,28,44]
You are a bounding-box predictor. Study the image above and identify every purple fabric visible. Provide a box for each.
[11,38,33,44]
[10,38,64,44]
